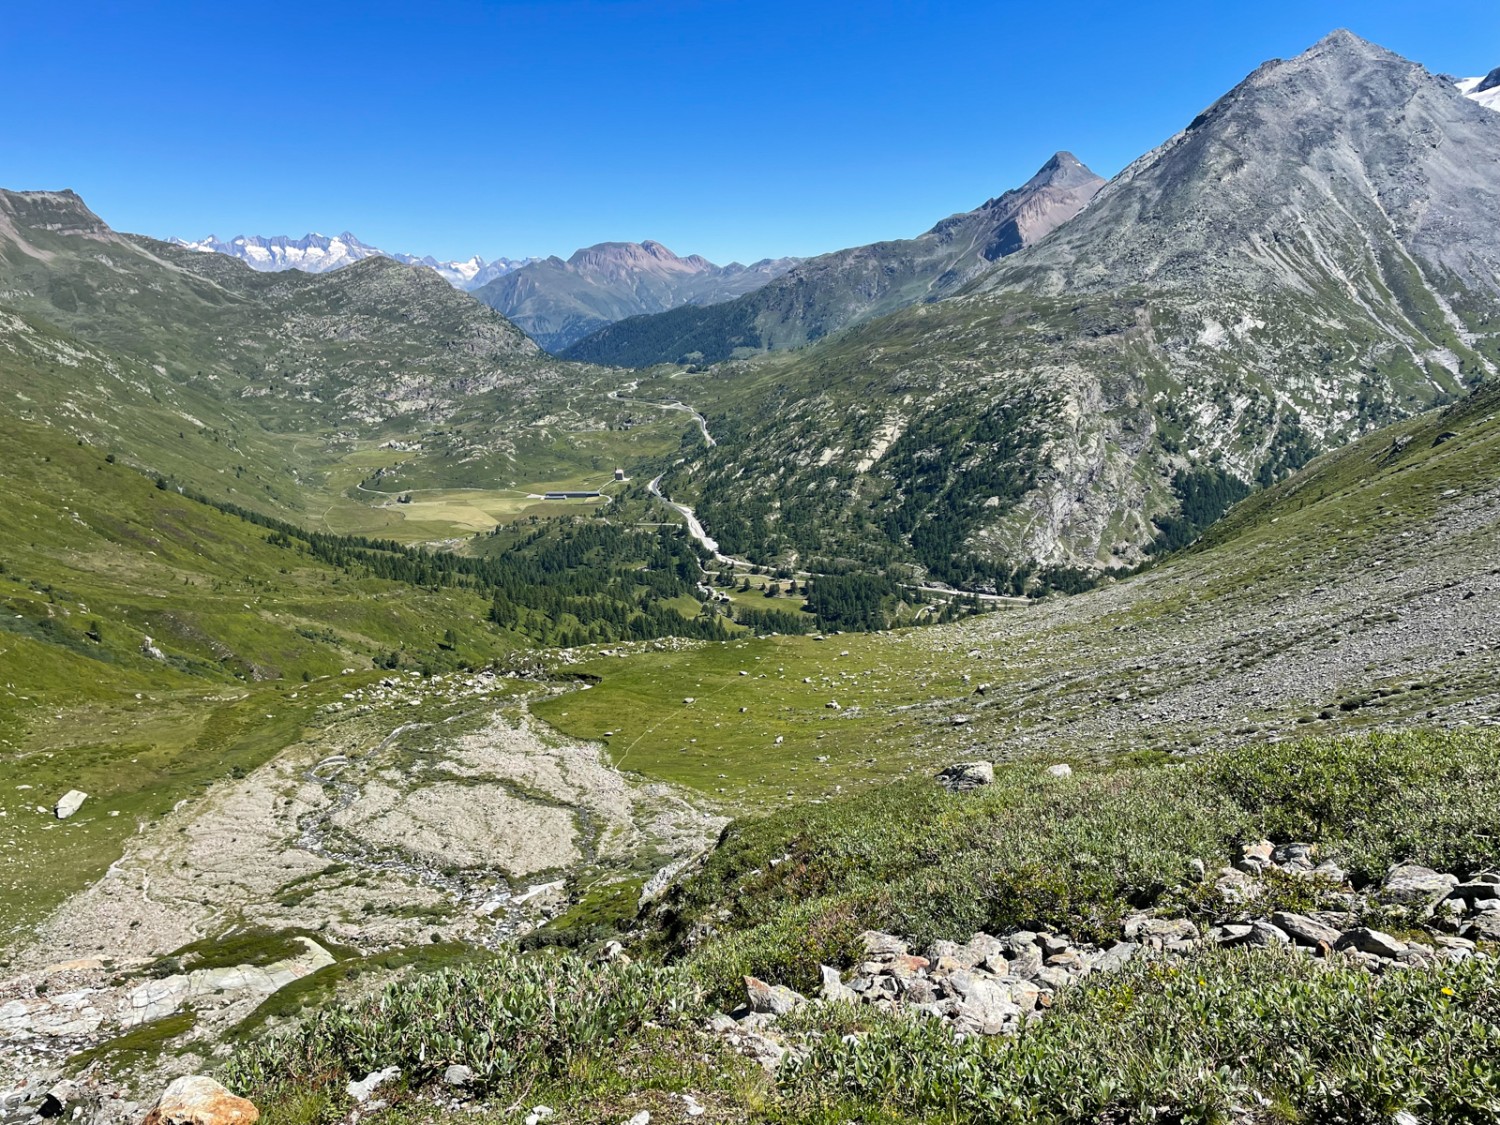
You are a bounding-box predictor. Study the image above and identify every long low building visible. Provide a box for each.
[543,490,601,500]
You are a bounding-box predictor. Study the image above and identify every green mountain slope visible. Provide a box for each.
[639,33,1500,580]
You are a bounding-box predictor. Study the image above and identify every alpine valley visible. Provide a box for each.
[2,27,1500,1125]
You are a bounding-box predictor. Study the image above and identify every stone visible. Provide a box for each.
[1313,860,1348,883]
[744,976,805,1016]
[625,1113,651,1125]
[1241,840,1275,863]
[887,954,930,977]
[1450,881,1500,904]
[54,790,87,820]
[1464,912,1500,942]
[1124,917,1198,944]
[1381,865,1459,909]
[1272,911,1343,947]
[950,977,1020,1035]
[1035,966,1073,990]
[141,635,167,660]
[143,1077,259,1125]
[859,931,910,959]
[935,762,994,792]
[925,939,963,963]
[1273,843,1316,864]
[347,1067,400,1104]
[1037,933,1070,958]
[819,965,854,1003]
[524,1109,555,1125]
[956,932,1003,963]
[1336,928,1408,958]
[1213,924,1254,946]
[442,1065,474,1088]
[1246,921,1290,946]
[1093,942,1140,973]
[898,976,938,1004]
[1004,978,1042,1010]
[1045,764,1072,778]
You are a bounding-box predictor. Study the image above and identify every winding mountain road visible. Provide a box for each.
[618,382,1028,607]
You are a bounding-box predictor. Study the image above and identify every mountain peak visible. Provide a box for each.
[1028,151,1102,190]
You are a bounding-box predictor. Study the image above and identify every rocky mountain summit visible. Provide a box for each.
[168,232,538,290]
[647,31,1500,579]
[561,152,1106,366]
[471,240,802,353]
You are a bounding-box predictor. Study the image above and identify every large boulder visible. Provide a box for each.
[935,762,994,792]
[54,790,87,820]
[142,1077,259,1125]
[744,976,805,1016]
[1380,865,1459,910]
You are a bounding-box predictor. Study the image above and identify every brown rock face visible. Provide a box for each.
[142,1077,259,1125]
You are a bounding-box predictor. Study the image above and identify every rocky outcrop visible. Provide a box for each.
[934,761,994,792]
[717,844,1495,1057]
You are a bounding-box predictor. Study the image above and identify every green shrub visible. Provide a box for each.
[782,947,1500,1123]
[224,951,704,1102]
[663,730,1500,1001]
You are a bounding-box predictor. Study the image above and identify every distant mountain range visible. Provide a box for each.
[560,152,1106,366]
[167,232,539,291]
[470,241,804,353]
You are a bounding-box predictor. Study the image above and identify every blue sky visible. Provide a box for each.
[2,1,1495,264]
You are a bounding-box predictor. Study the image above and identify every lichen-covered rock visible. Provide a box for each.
[142,1077,259,1125]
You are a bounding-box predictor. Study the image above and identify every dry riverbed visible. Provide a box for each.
[0,669,724,1088]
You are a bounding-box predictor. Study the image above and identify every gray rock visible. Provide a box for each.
[442,1065,474,1088]
[744,976,805,1016]
[1247,921,1291,946]
[950,977,1020,1035]
[1035,966,1074,990]
[1273,843,1316,864]
[348,1067,400,1104]
[54,790,87,820]
[1381,865,1459,909]
[1212,924,1254,945]
[1464,912,1500,941]
[1272,911,1342,947]
[1045,763,1073,778]
[819,965,854,1004]
[1336,928,1408,958]
[1124,917,1199,944]
[1241,840,1275,863]
[1037,933,1071,958]
[1092,942,1140,973]
[859,931,910,959]
[936,762,994,792]
[962,933,1007,965]
[1450,881,1500,904]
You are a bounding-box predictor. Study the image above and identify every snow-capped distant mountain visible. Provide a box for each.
[167,232,537,290]
[1457,68,1500,112]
